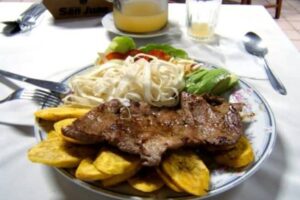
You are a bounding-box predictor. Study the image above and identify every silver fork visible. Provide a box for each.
[0,88,61,107]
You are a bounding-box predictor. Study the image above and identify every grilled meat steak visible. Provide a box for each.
[63,92,243,166]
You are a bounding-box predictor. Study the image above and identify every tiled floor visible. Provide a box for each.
[1,0,300,51]
[223,0,300,52]
[251,0,300,51]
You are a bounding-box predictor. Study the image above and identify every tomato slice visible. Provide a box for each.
[148,50,171,61]
[105,52,126,60]
[126,49,143,57]
[105,49,171,61]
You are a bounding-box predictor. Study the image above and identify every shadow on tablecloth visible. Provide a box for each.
[49,17,103,29]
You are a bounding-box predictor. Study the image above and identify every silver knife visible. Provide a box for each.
[0,69,71,95]
[2,3,46,36]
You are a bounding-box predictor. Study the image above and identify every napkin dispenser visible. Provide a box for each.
[43,0,112,19]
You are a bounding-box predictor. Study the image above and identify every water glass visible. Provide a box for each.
[186,0,222,41]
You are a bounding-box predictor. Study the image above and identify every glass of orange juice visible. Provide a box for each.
[112,0,168,33]
[186,0,221,41]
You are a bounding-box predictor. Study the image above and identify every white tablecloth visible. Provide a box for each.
[1,3,300,200]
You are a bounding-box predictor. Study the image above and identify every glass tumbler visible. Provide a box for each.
[186,0,221,41]
[113,0,168,33]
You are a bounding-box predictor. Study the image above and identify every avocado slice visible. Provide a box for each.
[185,68,206,79]
[186,83,200,93]
[193,68,230,94]
[185,68,209,88]
[211,74,238,95]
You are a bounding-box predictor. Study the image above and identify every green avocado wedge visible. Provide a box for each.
[185,68,207,79]
[211,74,238,95]
[184,67,238,95]
[185,69,209,88]
[193,68,230,94]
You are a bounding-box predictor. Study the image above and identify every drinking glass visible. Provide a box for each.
[186,0,222,41]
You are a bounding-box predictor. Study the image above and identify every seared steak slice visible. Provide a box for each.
[63,92,243,166]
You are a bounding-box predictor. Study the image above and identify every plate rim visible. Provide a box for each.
[34,63,277,200]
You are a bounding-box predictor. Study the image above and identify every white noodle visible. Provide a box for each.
[63,54,186,108]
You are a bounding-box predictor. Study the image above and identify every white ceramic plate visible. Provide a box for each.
[34,64,276,200]
[101,13,182,38]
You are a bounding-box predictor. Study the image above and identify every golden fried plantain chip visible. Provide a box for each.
[162,150,210,196]
[128,168,164,193]
[53,118,86,144]
[47,130,59,139]
[93,148,140,175]
[34,107,89,121]
[54,118,76,135]
[215,136,254,168]
[101,162,141,187]
[28,138,97,168]
[75,158,112,181]
[156,168,183,192]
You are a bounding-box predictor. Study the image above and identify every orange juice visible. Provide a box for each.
[113,0,168,33]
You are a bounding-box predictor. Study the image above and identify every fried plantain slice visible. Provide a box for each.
[101,162,141,187]
[162,150,210,196]
[34,106,89,121]
[214,135,254,168]
[28,138,97,168]
[93,148,140,175]
[128,168,164,193]
[53,118,87,144]
[156,167,183,192]
[54,118,76,135]
[47,130,59,139]
[75,158,112,181]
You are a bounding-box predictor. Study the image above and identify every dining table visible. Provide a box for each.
[1,2,300,200]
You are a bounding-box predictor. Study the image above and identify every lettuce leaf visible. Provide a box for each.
[139,44,188,59]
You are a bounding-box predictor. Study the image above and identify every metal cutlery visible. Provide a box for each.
[243,32,287,95]
[2,3,46,36]
[0,69,71,95]
[0,88,61,107]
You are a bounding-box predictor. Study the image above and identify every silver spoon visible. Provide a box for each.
[243,32,287,95]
